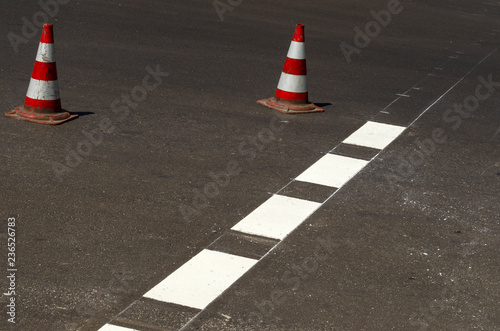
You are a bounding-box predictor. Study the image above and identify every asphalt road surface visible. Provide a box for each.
[1,0,499,330]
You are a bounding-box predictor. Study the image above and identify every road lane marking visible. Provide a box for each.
[98,325,137,331]
[295,154,369,188]
[143,249,257,310]
[231,195,321,240]
[410,48,497,128]
[98,47,498,331]
[343,121,406,150]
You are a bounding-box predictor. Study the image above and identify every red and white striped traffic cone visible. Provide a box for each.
[5,23,77,125]
[257,24,324,114]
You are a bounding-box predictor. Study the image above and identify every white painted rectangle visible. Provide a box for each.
[98,324,137,331]
[295,154,369,188]
[143,250,257,310]
[343,121,406,150]
[231,195,321,240]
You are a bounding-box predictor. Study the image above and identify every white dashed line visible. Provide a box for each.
[98,48,498,331]
[343,121,406,150]
[143,249,257,310]
[231,195,321,240]
[296,154,369,188]
[98,325,137,331]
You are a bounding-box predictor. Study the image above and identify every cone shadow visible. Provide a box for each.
[73,111,95,117]
[314,103,332,108]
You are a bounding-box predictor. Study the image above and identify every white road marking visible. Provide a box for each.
[99,48,499,331]
[410,48,497,127]
[379,81,423,113]
[231,195,321,240]
[343,121,406,150]
[295,154,369,188]
[98,325,137,331]
[143,249,257,310]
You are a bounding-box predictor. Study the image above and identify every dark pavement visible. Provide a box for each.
[0,0,499,330]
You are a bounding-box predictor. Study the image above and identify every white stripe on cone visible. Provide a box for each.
[286,41,306,60]
[26,79,60,100]
[277,73,308,93]
[35,43,56,63]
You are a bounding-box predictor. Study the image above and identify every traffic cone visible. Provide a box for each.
[5,23,77,125]
[257,24,324,114]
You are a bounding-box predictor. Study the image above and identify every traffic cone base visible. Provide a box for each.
[257,97,324,114]
[5,106,77,125]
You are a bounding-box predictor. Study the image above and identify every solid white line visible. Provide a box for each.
[231,195,321,240]
[380,81,423,112]
[409,48,497,128]
[277,72,307,93]
[26,78,60,100]
[343,121,406,150]
[286,41,306,60]
[143,250,257,310]
[295,154,369,188]
[98,324,137,331]
[35,43,56,63]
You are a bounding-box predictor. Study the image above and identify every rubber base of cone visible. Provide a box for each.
[257,97,324,114]
[5,106,78,125]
